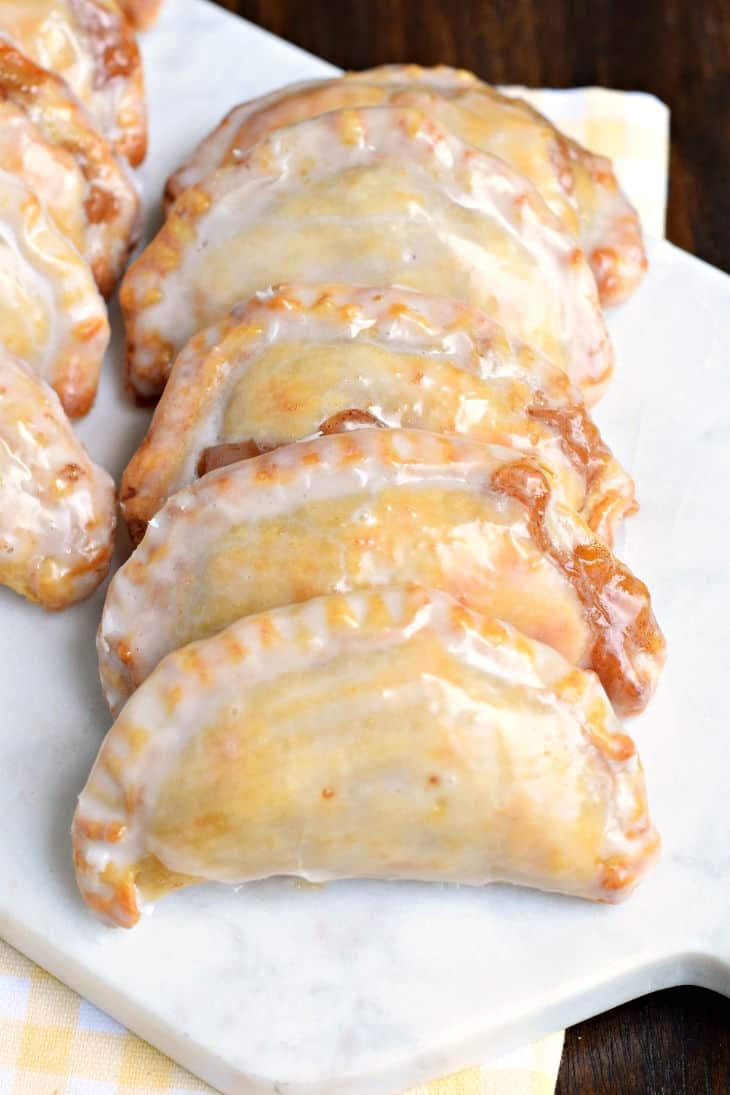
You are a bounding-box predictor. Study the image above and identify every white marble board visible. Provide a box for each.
[1,1,728,1092]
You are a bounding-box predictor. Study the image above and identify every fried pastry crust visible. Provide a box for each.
[0,350,115,608]
[354,66,647,306]
[123,107,612,402]
[120,284,635,546]
[100,429,664,716]
[0,169,109,416]
[77,587,660,928]
[119,0,162,29]
[0,41,141,294]
[165,64,645,307]
[165,74,578,235]
[0,0,147,165]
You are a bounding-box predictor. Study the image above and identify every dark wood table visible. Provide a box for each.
[210,2,730,1089]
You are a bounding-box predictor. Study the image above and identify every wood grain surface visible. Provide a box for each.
[209,2,730,1089]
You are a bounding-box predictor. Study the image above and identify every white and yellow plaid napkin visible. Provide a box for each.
[0,86,669,1095]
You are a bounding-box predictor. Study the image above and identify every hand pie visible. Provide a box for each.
[165,76,577,236]
[0,170,109,416]
[0,42,141,295]
[165,66,645,309]
[99,429,664,716]
[76,586,660,927]
[119,0,162,29]
[0,350,115,608]
[0,0,147,166]
[349,65,647,307]
[120,284,635,546]
[123,108,612,403]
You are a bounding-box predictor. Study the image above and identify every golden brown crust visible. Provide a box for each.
[491,460,664,715]
[119,0,162,30]
[77,587,660,926]
[351,66,647,305]
[103,428,661,716]
[122,109,613,402]
[165,66,646,307]
[0,41,141,294]
[567,140,648,307]
[119,285,632,545]
[72,0,147,166]
[0,170,110,417]
[0,351,116,608]
[0,0,147,166]
[527,396,639,540]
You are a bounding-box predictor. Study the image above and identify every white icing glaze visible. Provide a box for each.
[122,107,612,401]
[166,64,646,308]
[120,283,634,543]
[119,0,163,31]
[0,349,115,608]
[0,39,142,295]
[0,101,88,253]
[354,66,647,306]
[0,169,109,416]
[567,140,648,306]
[0,0,147,166]
[166,76,577,234]
[99,428,663,718]
[76,587,660,927]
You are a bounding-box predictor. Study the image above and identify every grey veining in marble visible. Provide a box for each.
[0,2,728,1092]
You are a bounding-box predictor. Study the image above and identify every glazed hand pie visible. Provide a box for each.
[121,107,612,402]
[120,284,635,546]
[76,586,660,927]
[0,351,115,608]
[0,170,109,416]
[165,75,578,235]
[166,65,645,308]
[99,429,664,716]
[350,65,647,307]
[119,0,162,29]
[0,42,141,295]
[0,0,147,166]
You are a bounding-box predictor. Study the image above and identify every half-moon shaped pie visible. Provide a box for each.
[0,0,147,166]
[165,75,578,236]
[0,170,109,416]
[121,107,612,402]
[165,65,645,308]
[0,350,115,609]
[99,429,664,716]
[0,41,141,295]
[121,284,635,546]
[76,586,661,928]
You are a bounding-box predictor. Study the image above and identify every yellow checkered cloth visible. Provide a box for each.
[0,86,668,1095]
